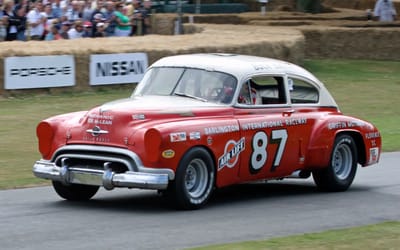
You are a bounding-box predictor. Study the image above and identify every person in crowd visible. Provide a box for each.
[67,19,84,39]
[114,2,131,36]
[45,22,62,40]
[373,0,397,21]
[82,0,94,21]
[2,0,19,41]
[51,0,64,19]
[124,0,134,17]
[14,4,27,41]
[59,20,70,39]
[90,12,103,37]
[93,21,105,37]
[82,20,92,37]
[102,1,116,36]
[65,0,82,23]
[0,18,5,41]
[130,0,151,35]
[140,0,152,35]
[42,3,56,40]
[27,0,46,40]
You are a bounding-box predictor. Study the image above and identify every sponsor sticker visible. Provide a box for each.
[162,149,175,159]
[189,132,201,140]
[218,138,245,171]
[369,147,379,164]
[170,132,187,142]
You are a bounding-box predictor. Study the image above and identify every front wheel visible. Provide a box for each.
[168,147,215,210]
[52,181,99,201]
[313,134,358,192]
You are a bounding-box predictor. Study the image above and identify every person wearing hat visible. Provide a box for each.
[60,21,71,39]
[82,20,93,37]
[93,21,106,37]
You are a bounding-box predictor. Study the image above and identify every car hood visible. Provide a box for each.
[65,95,232,146]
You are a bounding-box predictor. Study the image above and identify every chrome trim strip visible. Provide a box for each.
[33,160,170,190]
[51,145,175,179]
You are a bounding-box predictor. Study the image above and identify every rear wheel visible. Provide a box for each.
[52,181,99,201]
[168,147,215,210]
[313,134,358,192]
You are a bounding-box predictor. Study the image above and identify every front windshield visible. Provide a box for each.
[133,67,237,104]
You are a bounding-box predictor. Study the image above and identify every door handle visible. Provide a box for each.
[283,109,295,117]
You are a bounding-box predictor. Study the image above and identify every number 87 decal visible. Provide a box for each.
[250,129,288,174]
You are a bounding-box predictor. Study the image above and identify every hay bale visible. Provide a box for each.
[0,24,305,95]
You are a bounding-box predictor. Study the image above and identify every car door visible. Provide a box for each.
[235,74,317,182]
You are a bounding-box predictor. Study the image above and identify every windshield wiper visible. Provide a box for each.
[173,92,207,102]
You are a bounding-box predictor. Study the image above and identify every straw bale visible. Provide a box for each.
[0,24,304,95]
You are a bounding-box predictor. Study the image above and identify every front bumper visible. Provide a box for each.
[33,160,170,190]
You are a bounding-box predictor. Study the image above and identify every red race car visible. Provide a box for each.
[33,54,381,209]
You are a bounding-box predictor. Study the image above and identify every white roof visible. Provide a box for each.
[151,53,320,83]
[151,54,337,107]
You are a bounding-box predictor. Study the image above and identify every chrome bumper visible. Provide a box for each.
[33,160,170,190]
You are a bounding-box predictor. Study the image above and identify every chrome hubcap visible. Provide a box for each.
[185,159,208,198]
[332,143,352,180]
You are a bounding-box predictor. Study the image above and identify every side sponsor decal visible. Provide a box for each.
[218,138,245,171]
[162,149,175,159]
[369,147,379,164]
[170,132,187,142]
[189,131,201,140]
[328,121,365,130]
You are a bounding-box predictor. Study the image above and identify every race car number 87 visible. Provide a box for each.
[250,129,288,173]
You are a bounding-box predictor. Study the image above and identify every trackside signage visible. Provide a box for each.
[90,53,148,85]
[5,55,75,90]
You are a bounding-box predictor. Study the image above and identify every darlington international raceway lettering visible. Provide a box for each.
[242,118,307,131]
[96,60,146,77]
[204,125,240,135]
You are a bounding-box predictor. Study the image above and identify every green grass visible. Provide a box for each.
[304,59,400,152]
[188,221,400,250]
[0,59,399,189]
[0,89,129,189]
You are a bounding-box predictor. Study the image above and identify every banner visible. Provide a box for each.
[5,55,75,90]
[90,53,148,86]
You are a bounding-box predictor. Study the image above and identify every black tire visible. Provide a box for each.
[313,134,358,192]
[52,181,99,201]
[169,147,215,210]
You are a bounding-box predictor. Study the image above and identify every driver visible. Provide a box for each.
[238,80,261,105]
[219,78,236,103]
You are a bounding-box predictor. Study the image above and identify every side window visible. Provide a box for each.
[238,75,286,105]
[288,78,319,104]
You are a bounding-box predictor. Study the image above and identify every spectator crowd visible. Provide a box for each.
[0,0,152,41]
